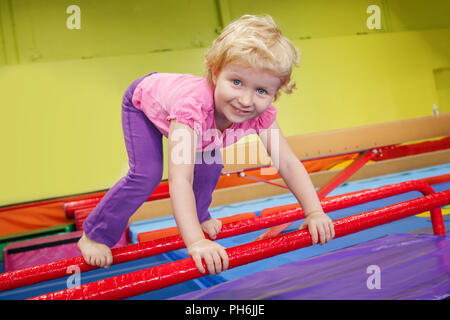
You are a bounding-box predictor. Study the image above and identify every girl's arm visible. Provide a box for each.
[259,120,335,245]
[167,120,228,274]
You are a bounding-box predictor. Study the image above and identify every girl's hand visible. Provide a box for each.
[187,239,229,275]
[300,211,335,245]
[201,218,222,240]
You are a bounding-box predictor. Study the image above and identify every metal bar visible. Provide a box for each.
[257,149,378,239]
[317,150,377,198]
[237,172,288,189]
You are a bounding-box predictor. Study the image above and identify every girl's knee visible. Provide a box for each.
[126,168,162,194]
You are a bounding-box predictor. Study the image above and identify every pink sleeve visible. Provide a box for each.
[254,105,277,133]
[166,96,204,136]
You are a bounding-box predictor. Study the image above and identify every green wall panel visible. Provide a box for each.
[7,0,219,64]
[387,0,450,31]
[225,0,388,39]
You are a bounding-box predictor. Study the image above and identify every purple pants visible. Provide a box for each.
[83,73,223,247]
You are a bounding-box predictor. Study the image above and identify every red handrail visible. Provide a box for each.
[30,189,450,300]
[138,179,445,242]
[0,179,445,292]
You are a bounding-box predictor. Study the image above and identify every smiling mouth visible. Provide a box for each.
[231,105,251,115]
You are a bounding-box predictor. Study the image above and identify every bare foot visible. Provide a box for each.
[77,232,113,269]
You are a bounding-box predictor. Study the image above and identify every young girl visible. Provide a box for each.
[78,14,335,276]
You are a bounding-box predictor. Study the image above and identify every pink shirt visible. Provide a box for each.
[132,73,277,152]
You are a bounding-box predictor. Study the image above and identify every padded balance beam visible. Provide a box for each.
[0,180,445,292]
[30,189,450,300]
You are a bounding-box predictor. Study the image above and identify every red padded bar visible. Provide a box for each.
[137,212,256,242]
[257,178,446,240]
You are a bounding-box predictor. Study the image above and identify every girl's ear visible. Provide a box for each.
[212,67,222,86]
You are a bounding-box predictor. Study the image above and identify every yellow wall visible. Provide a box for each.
[1,0,449,206]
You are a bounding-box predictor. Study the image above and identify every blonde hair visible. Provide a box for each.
[205,14,300,100]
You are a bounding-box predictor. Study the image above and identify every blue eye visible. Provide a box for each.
[257,88,267,95]
[233,79,242,86]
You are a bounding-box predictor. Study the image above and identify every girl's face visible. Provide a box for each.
[212,63,281,131]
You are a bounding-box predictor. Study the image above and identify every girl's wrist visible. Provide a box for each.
[186,235,206,248]
[305,209,324,217]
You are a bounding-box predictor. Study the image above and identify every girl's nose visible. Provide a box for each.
[238,90,253,107]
